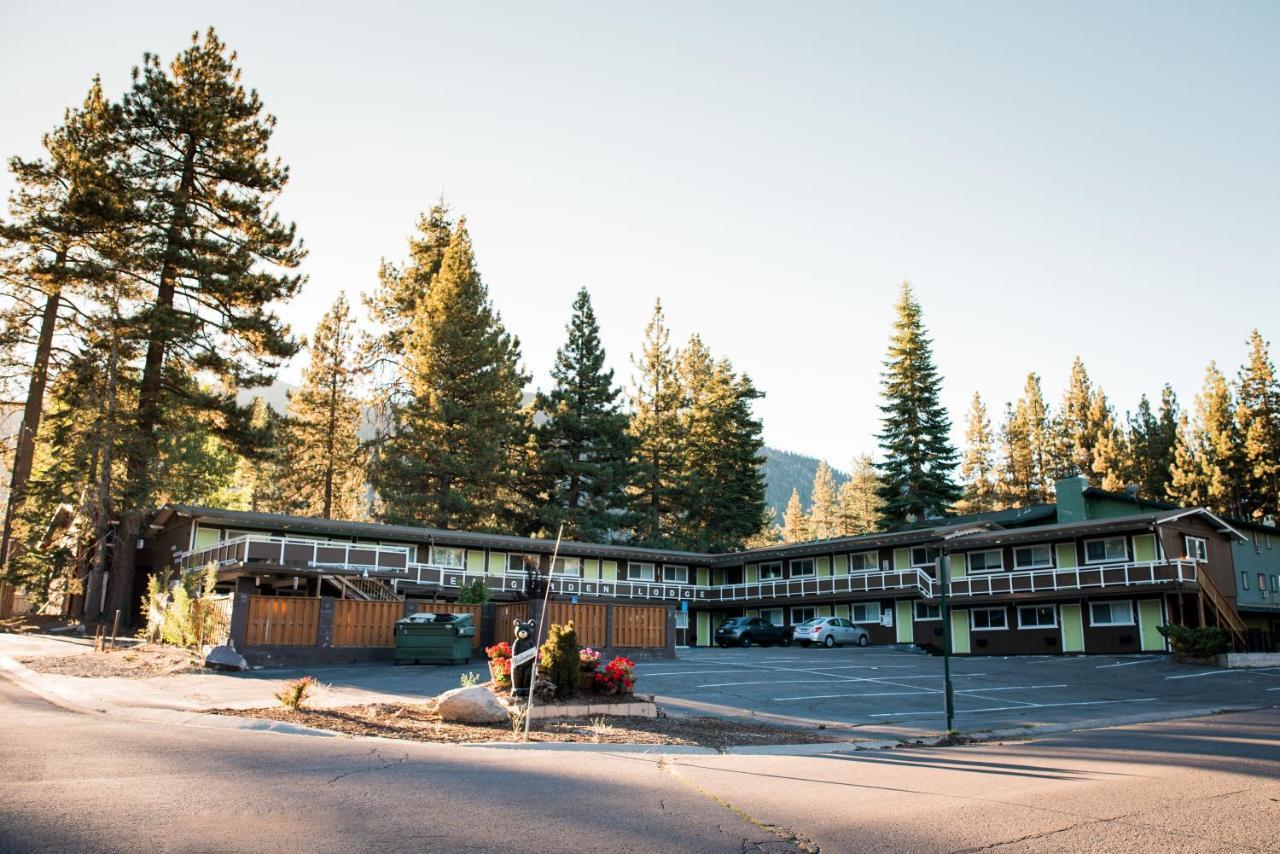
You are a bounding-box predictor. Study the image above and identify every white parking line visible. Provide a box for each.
[1097,658,1160,668]
[639,669,759,677]
[773,683,1068,702]
[1165,667,1280,680]
[869,697,1159,717]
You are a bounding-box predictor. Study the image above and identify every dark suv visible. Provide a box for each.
[715,616,790,648]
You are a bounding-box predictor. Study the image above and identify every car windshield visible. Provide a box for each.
[720,618,748,627]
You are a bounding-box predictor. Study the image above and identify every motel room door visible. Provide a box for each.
[1060,604,1085,653]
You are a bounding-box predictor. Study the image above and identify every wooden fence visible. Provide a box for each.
[332,600,403,647]
[245,597,320,646]
[545,602,607,648]
[611,605,666,649]
[492,603,529,645]
[416,602,484,649]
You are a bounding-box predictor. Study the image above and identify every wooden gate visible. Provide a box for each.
[245,597,319,646]
[333,600,402,647]
[545,602,607,648]
[492,603,529,645]
[612,605,666,648]
[417,602,483,649]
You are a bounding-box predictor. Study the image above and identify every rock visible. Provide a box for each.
[436,685,509,724]
[204,643,248,672]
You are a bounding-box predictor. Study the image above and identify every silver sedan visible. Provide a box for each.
[794,617,870,648]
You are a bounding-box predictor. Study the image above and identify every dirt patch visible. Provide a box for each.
[213,701,851,750]
[0,615,77,635]
[20,644,204,678]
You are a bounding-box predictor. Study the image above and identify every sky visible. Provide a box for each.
[2,2,1277,469]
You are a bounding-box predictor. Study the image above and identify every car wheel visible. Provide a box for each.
[718,642,728,648]
[823,635,836,648]
[857,633,869,647]
[740,634,753,648]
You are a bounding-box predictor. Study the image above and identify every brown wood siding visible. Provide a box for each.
[612,605,666,648]
[332,600,401,647]
[544,602,607,648]
[245,597,319,646]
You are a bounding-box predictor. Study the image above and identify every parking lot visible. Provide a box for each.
[636,645,1280,734]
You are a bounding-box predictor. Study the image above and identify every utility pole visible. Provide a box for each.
[938,555,954,733]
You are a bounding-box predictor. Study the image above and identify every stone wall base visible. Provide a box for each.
[1217,652,1280,668]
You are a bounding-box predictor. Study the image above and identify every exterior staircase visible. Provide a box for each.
[1196,566,1247,650]
[325,575,402,602]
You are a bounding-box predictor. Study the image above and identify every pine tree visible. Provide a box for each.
[957,392,1000,514]
[1167,362,1241,516]
[628,300,684,546]
[781,488,809,543]
[108,29,305,619]
[1089,389,1129,491]
[372,220,528,530]
[1235,330,1280,521]
[1126,387,1179,500]
[531,288,635,542]
[280,293,367,520]
[808,460,840,539]
[998,373,1052,506]
[1048,357,1098,479]
[875,283,960,526]
[836,454,881,535]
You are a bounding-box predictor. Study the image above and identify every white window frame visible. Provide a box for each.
[628,562,656,582]
[1013,544,1054,570]
[1184,536,1208,562]
[1240,571,1249,591]
[848,551,878,573]
[431,546,466,569]
[790,606,817,625]
[1016,605,1057,629]
[553,556,582,576]
[758,561,783,581]
[967,549,1004,573]
[759,608,784,626]
[789,558,815,577]
[914,602,941,621]
[1089,600,1134,626]
[662,564,688,583]
[970,607,1008,631]
[1084,536,1128,565]
[851,602,881,624]
[506,553,540,573]
[910,546,940,568]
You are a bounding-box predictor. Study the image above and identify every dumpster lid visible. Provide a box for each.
[399,612,470,624]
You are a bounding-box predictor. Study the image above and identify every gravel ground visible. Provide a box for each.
[213,701,851,750]
[20,644,203,678]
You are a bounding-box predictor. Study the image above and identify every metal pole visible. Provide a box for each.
[938,556,954,733]
[524,523,565,741]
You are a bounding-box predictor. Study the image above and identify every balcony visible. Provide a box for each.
[945,560,1199,599]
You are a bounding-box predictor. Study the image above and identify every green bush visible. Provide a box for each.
[1157,624,1230,658]
[143,564,228,649]
[457,579,489,605]
[539,620,579,700]
[275,676,317,710]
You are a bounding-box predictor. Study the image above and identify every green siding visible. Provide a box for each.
[817,556,832,578]
[895,600,913,643]
[950,610,971,654]
[584,558,599,580]
[746,564,758,583]
[697,611,710,647]
[489,552,507,574]
[601,560,618,582]
[467,550,485,573]
[1138,599,1165,651]
[893,549,910,571]
[1133,534,1157,563]
[697,567,710,587]
[949,553,966,579]
[1061,604,1085,652]
[1055,543,1078,569]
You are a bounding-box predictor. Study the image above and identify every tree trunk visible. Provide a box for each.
[0,265,64,618]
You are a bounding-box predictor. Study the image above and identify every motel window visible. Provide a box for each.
[1089,601,1134,626]
[851,602,881,624]
[1013,544,1053,569]
[1260,574,1268,595]
[914,602,941,621]
[759,561,783,580]
[791,606,817,625]
[1184,536,1208,562]
[1272,575,1279,592]
[849,551,878,572]
[1085,536,1128,564]
[759,608,784,626]
[506,554,540,573]
[662,565,688,583]
[1017,606,1057,629]
[1241,571,1250,591]
[553,557,581,576]
[1255,532,1263,554]
[967,550,1003,573]
[971,607,1008,630]
[789,558,815,577]
[628,562,656,582]
[431,546,465,568]
[910,546,940,568]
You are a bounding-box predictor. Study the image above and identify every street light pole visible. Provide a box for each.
[938,554,954,733]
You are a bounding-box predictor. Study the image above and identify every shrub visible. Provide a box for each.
[539,621,579,700]
[1158,624,1230,658]
[143,564,227,649]
[275,676,317,710]
[457,579,489,605]
[459,672,480,688]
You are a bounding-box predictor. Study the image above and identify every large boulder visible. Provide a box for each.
[204,644,248,672]
[436,685,509,724]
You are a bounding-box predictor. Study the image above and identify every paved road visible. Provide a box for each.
[638,646,1280,733]
[1,673,1277,852]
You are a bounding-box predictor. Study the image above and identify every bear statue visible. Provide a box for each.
[510,619,537,698]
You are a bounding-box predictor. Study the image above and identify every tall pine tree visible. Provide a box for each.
[957,392,1000,514]
[1235,330,1280,521]
[837,454,881,535]
[1126,387,1179,500]
[781,488,809,543]
[628,300,683,546]
[875,283,960,526]
[1167,362,1241,516]
[807,460,840,539]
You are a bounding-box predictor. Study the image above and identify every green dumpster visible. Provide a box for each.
[394,612,475,665]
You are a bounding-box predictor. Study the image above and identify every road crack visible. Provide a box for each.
[327,748,408,785]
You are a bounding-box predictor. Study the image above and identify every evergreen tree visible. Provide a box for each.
[807,460,840,539]
[628,300,683,545]
[836,454,881,535]
[781,488,809,543]
[1167,362,1241,516]
[1126,387,1179,500]
[1048,357,1098,479]
[1235,330,1280,521]
[372,220,528,530]
[957,392,1000,514]
[875,283,960,526]
[1088,388,1128,491]
[231,396,291,513]
[109,29,305,618]
[531,288,635,542]
[280,293,367,520]
[998,373,1052,506]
